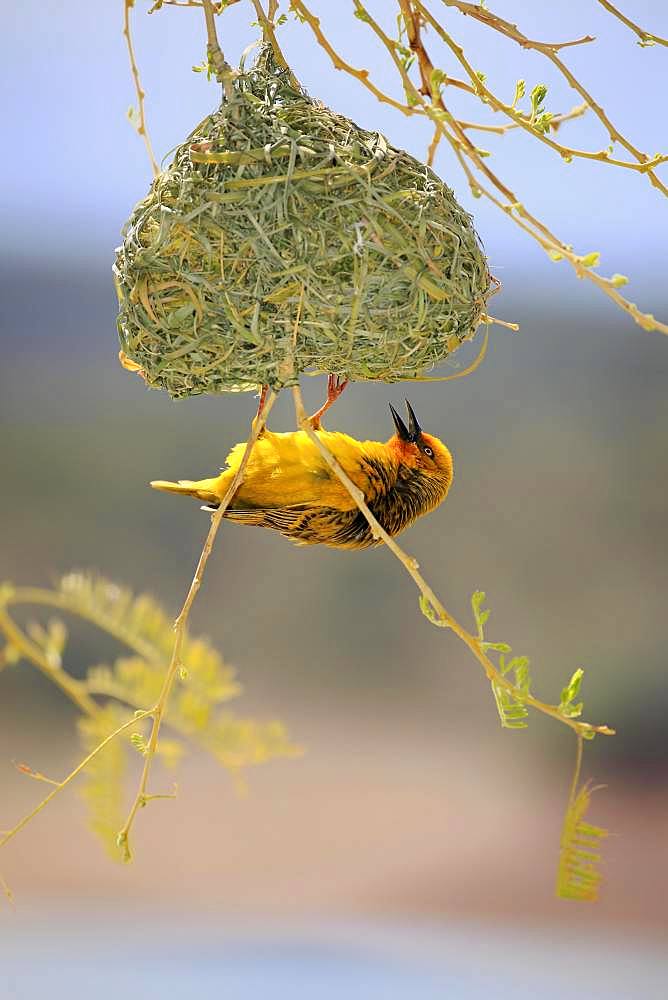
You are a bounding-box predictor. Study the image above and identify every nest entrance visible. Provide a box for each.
[114,47,492,399]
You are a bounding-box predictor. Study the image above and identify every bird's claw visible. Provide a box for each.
[309,374,349,429]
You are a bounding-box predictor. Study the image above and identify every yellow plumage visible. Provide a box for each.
[151,401,453,549]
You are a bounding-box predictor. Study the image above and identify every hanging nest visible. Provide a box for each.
[114,47,492,399]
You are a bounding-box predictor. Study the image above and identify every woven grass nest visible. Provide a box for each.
[114,47,492,398]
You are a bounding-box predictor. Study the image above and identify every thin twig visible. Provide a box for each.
[438,0,668,197]
[291,385,613,739]
[388,1,668,335]
[202,0,234,100]
[116,390,276,861]
[249,0,295,78]
[596,0,668,48]
[457,102,588,136]
[123,0,159,176]
[291,1,418,115]
[295,1,666,335]
[0,711,152,855]
[416,2,667,174]
[150,1,242,9]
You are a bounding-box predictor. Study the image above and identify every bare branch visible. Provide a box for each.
[116,390,277,861]
[123,0,159,176]
[597,0,668,48]
[437,0,668,197]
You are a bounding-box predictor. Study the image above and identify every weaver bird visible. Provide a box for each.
[150,397,453,549]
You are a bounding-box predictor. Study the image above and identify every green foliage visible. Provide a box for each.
[26,618,68,668]
[491,655,531,730]
[78,706,130,859]
[559,668,584,719]
[0,573,300,862]
[418,593,449,627]
[556,780,608,902]
[471,591,532,729]
[528,83,553,133]
[86,652,298,776]
[58,572,235,676]
[511,78,525,109]
[580,251,601,268]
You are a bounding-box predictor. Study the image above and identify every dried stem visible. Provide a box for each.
[123,0,159,176]
[202,0,235,100]
[291,1,667,335]
[290,0,419,114]
[416,1,667,174]
[355,1,668,335]
[116,390,276,861]
[438,0,668,196]
[291,384,613,740]
[597,0,668,49]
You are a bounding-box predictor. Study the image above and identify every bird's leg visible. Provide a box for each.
[308,374,349,429]
[252,384,270,435]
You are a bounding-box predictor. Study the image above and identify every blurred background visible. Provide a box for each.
[1,1,667,996]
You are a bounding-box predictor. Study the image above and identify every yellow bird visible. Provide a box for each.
[150,395,453,550]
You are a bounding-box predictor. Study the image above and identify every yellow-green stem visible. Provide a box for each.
[116,390,276,861]
[291,385,613,739]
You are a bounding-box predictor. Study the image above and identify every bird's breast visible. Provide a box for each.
[324,458,448,548]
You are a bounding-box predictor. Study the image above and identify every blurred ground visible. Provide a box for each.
[2,908,667,1000]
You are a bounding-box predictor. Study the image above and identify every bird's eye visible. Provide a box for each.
[423,446,433,457]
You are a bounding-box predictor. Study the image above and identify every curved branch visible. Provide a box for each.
[291,385,613,740]
[597,0,668,48]
[415,1,667,174]
[437,0,668,197]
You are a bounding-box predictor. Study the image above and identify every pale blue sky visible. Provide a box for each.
[2,1,667,305]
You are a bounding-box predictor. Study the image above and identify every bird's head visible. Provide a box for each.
[387,400,453,488]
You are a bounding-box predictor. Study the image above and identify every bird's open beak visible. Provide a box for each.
[389,400,422,442]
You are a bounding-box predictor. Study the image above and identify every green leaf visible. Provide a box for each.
[533,112,554,134]
[580,251,601,268]
[491,654,531,729]
[511,79,525,108]
[130,732,149,755]
[419,594,449,628]
[560,667,583,706]
[556,781,608,901]
[430,68,447,92]
[78,706,130,860]
[530,83,548,118]
[491,682,528,729]
[471,591,490,637]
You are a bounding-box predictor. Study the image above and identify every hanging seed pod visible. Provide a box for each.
[114,47,492,399]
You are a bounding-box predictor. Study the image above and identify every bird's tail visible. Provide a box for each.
[150,478,221,506]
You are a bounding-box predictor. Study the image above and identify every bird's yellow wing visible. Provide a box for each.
[225,429,373,510]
